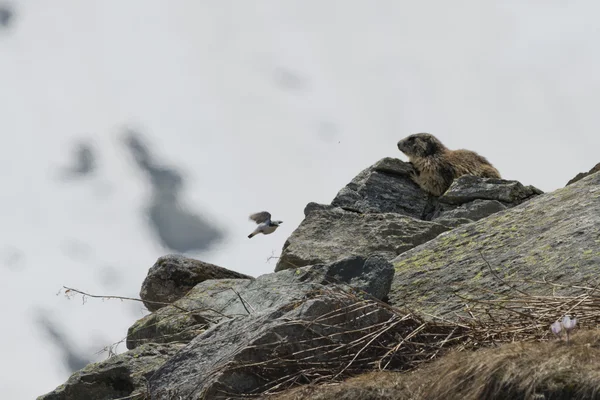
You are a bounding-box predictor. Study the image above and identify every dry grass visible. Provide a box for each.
[268,329,600,400]
[255,270,600,399]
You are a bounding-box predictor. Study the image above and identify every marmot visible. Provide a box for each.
[397,133,501,196]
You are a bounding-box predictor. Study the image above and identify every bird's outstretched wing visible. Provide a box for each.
[249,211,271,224]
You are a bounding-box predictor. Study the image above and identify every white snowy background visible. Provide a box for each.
[1,1,599,398]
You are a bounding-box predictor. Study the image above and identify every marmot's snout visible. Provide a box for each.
[397,139,408,153]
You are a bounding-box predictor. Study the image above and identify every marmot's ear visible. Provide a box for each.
[424,139,438,156]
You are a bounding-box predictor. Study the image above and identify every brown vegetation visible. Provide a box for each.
[268,329,600,400]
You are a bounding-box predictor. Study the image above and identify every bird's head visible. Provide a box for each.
[272,220,283,226]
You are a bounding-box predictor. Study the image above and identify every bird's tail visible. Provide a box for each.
[248,233,255,239]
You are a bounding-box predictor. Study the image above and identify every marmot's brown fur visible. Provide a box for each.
[397,133,501,196]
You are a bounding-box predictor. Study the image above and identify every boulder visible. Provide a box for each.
[147,294,396,399]
[389,172,600,318]
[432,199,507,222]
[331,158,429,218]
[437,176,543,205]
[309,255,394,300]
[127,256,394,349]
[37,343,184,400]
[280,162,543,273]
[304,201,335,216]
[566,162,600,186]
[427,176,543,227]
[275,209,451,272]
[37,156,558,400]
[140,254,253,311]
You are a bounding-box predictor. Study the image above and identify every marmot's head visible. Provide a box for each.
[397,133,447,159]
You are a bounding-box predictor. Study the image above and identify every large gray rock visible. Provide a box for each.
[275,209,451,272]
[432,199,508,222]
[566,162,600,186]
[331,157,429,218]
[37,343,184,400]
[309,255,394,300]
[389,171,600,318]
[281,163,543,275]
[428,176,543,226]
[127,256,394,349]
[148,294,396,399]
[140,254,253,312]
[437,176,542,205]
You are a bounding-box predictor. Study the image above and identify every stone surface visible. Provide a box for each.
[331,157,429,218]
[284,166,543,275]
[438,176,542,205]
[432,199,507,222]
[140,254,253,312]
[148,295,395,399]
[38,156,562,400]
[389,172,600,318]
[37,343,184,400]
[566,162,600,186]
[304,201,335,216]
[424,176,543,228]
[275,209,451,272]
[309,255,394,300]
[127,256,394,349]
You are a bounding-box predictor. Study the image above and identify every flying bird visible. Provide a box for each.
[248,211,283,238]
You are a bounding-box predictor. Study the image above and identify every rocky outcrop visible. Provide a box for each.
[148,294,395,399]
[275,210,451,271]
[127,255,394,350]
[39,156,564,400]
[566,162,600,186]
[389,171,600,317]
[140,254,253,312]
[41,254,397,399]
[276,158,542,272]
[330,158,428,218]
[436,176,542,205]
[37,343,184,400]
[430,175,542,224]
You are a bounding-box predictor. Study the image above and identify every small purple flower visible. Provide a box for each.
[550,321,562,337]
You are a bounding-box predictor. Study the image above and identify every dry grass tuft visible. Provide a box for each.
[423,328,600,400]
[268,329,600,400]
[260,265,600,399]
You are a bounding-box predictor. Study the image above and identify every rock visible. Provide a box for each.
[432,199,507,222]
[275,209,451,272]
[283,165,542,275]
[310,255,394,300]
[304,201,335,216]
[331,157,429,218]
[127,256,394,349]
[38,156,560,400]
[140,254,253,312]
[426,176,543,228]
[389,172,600,318]
[129,278,253,350]
[566,162,600,186]
[428,217,475,229]
[37,343,184,400]
[438,176,542,205]
[147,294,395,399]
